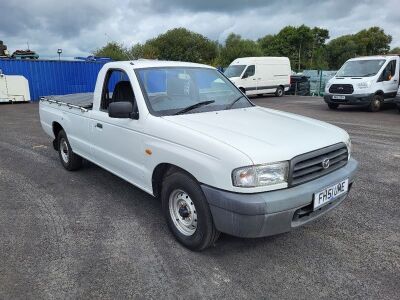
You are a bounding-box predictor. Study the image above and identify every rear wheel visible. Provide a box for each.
[275,86,284,97]
[161,171,220,251]
[397,104,400,113]
[368,94,383,112]
[57,130,82,171]
[328,103,339,109]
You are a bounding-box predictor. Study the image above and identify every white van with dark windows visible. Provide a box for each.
[324,55,400,112]
[224,57,291,97]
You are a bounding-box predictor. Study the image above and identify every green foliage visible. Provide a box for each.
[216,33,262,66]
[259,25,329,71]
[94,26,396,71]
[389,47,400,54]
[93,42,129,61]
[326,27,392,69]
[145,28,218,64]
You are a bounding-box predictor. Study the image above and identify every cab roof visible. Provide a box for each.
[103,60,215,70]
[349,55,399,61]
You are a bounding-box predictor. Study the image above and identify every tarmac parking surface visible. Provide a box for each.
[0,96,399,299]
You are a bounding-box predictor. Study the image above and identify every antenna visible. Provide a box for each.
[27,41,30,50]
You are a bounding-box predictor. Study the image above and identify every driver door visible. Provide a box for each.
[380,59,399,99]
[241,65,257,95]
[89,69,146,188]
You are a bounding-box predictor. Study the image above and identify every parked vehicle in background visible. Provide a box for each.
[39,60,358,251]
[0,71,30,102]
[287,75,310,96]
[395,87,400,112]
[224,57,291,97]
[324,55,400,112]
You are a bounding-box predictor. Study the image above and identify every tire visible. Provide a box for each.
[397,104,400,113]
[57,130,83,171]
[257,93,264,97]
[275,86,284,97]
[328,103,339,109]
[161,171,220,251]
[368,94,383,112]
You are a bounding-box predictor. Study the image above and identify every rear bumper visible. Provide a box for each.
[324,93,374,105]
[201,158,358,238]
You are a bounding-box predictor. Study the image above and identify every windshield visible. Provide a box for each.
[137,67,252,116]
[336,59,386,77]
[224,65,246,78]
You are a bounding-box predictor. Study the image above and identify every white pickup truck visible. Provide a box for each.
[40,60,358,250]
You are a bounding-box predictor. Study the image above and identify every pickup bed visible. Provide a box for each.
[40,60,358,250]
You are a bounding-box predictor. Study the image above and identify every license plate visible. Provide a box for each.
[313,179,349,210]
[332,95,345,100]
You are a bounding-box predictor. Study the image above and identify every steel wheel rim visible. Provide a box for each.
[60,138,69,163]
[373,99,380,110]
[278,88,283,96]
[169,189,197,236]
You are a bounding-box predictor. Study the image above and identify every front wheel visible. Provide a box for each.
[57,130,83,171]
[328,103,339,109]
[161,171,220,251]
[368,94,383,112]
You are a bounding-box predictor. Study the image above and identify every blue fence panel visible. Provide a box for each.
[0,59,109,101]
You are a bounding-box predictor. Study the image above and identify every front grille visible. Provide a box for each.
[289,143,348,187]
[329,84,354,94]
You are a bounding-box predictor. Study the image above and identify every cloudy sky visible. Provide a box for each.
[1,0,399,59]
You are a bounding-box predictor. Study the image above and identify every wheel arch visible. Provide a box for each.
[151,163,199,198]
[375,90,384,97]
[52,122,64,150]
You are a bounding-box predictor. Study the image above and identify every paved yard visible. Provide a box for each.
[0,97,399,299]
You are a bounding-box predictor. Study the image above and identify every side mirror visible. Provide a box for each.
[242,73,248,79]
[108,101,138,119]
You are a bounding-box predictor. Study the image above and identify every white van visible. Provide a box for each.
[324,55,400,112]
[224,57,291,97]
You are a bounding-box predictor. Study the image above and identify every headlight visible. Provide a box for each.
[232,162,289,187]
[325,82,332,91]
[345,138,352,160]
[357,81,371,89]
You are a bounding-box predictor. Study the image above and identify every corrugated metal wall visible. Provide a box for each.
[0,59,108,101]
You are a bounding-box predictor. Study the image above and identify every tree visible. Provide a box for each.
[217,33,262,66]
[258,25,329,71]
[93,42,128,61]
[326,27,392,69]
[326,35,359,69]
[129,43,159,59]
[354,27,392,56]
[144,28,218,64]
[389,47,400,54]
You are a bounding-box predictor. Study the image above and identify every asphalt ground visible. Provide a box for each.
[0,96,399,299]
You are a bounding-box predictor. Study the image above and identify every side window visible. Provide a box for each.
[243,65,255,78]
[101,69,136,111]
[380,60,396,82]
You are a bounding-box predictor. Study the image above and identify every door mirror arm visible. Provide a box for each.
[129,111,139,120]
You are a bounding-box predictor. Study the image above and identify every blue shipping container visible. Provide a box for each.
[0,59,109,101]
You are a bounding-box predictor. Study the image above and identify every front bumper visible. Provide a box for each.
[201,158,358,238]
[324,93,374,105]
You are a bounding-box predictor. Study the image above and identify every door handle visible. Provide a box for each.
[252,78,256,80]
[96,123,103,129]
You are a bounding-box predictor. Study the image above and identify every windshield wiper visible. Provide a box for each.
[226,95,245,109]
[174,100,215,115]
